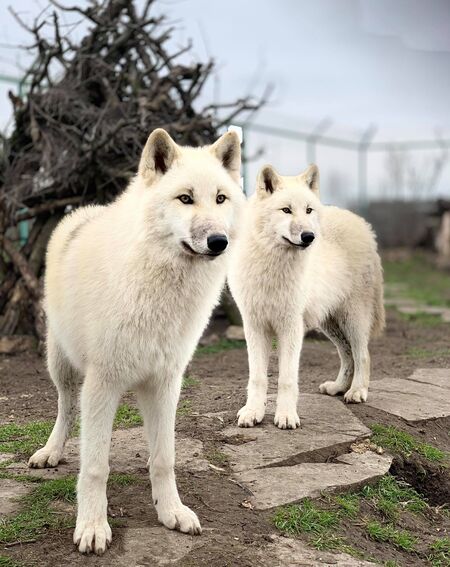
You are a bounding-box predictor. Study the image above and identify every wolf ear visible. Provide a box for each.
[257,165,282,196]
[139,129,179,183]
[210,131,241,183]
[301,164,320,196]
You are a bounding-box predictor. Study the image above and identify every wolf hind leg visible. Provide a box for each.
[319,315,354,397]
[29,331,80,468]
[343,315,371,403]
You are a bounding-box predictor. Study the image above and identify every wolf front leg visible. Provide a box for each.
[274,319,303,429]
[137,377,201,535]
[74,367,121,555]
[237,322,272,427]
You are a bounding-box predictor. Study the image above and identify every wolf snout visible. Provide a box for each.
[207,234,228,254]
[301,231,315,247]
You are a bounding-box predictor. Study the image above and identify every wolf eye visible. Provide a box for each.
[281,207,292,214]
[178,194,193,204]
[306,207,313,214]
[216,194,227,204]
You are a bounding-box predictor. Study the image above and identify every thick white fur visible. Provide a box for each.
[228,164,385,430]
[28,129,244,554]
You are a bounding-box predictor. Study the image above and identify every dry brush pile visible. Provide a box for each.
[0,0,263,344]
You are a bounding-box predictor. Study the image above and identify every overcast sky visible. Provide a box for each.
[1,0,449,204]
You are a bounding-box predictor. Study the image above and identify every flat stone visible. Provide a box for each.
[7,428,208,479]
[0,478,31,516]
[367,368,450,421]
[234,451,392,509]
[225,325,245,341]
[222,394,371,472]
[258,535,374,566]
[107,527,194,566]
[397,305,450,322]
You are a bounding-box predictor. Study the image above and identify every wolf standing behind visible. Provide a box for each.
[228,164,384,430]
[28,128,244,554]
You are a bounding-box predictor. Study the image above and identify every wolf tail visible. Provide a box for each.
[371,260,386,338]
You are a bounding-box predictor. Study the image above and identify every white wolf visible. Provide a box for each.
[28,128,243,554]
[228,164,384,430]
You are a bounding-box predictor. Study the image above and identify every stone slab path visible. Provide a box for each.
[0,478,31,517]
[5,428,209,479]
[234,451,392,510]
[2,367,449,565]
[107,527,194,566]
[367,368,450,421]
[220,394,394,509]
[223,394,371,472]
[257,535,375,566]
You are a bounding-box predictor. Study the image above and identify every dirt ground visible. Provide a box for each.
[1,305,449,566]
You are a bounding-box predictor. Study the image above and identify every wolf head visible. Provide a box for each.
[251,164,322,251]
[135,128,244,259]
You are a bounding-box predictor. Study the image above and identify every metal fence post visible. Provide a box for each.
[357,125,377,207]
[306,118,332,164]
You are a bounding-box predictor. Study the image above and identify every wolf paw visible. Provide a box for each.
[28,446,62,468]
[319,380,346,397]
[274,409,300,430]
[237,405,265,427]
[344,387,368,403]
[157,503,202,535]
[74,519,112,555]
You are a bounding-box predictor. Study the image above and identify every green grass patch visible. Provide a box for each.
[181,375,199,389]
[0,472,139,545]
[0,422,54,458]
[0,459,15,469]
[406,347,450,359]
[205,449,227,467]
[365,520,417,551]
[0,557,25,567]
[0,471,44,483]
[273,499,339,536]
[196,338,246,356]
[332,493,360,518]
[177,399,192,416]
[273,500,362,555]
[0,476,77,544]
[427,536,450,567]
[361,475,427,520]
[398,311,445,327]
[274,475,432,561]
[113,404,143,428]
[108,473,139,487]
[383,254,450,307]
[371,424,448,462]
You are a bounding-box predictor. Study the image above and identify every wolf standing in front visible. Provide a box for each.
[228,164,384,430]
[28,129,243,554]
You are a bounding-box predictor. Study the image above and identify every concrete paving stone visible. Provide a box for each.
[0,478,31,516]
[367,368,450,421]
[107,527,194,566]
[258,535,374,566]
[222,394,371,472]
[234,451,392,510]
[6,428,208,479]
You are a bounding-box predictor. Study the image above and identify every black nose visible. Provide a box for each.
[301,231,315,246]
[207,234,228,253]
